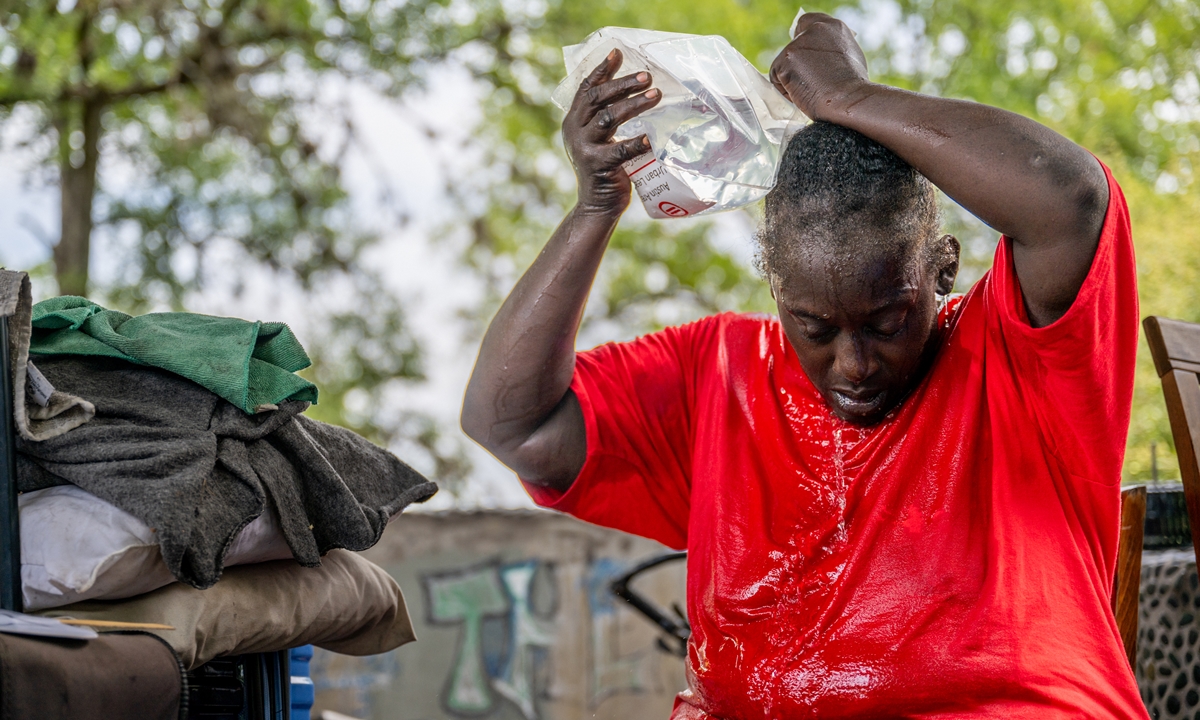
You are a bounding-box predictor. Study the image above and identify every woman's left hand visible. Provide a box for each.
[769,13,871,122]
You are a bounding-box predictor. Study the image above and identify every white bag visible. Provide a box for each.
[19,485,294,610]
[553,27,807,219]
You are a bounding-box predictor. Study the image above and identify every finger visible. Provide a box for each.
[577,72,653,125]
[586,88,662,141]
[605,135,653,166]
[768,60,796,105]
[576,49,622,98]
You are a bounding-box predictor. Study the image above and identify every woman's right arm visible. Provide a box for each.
[461,50,661,493]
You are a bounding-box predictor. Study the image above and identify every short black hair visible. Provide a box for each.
[756,122,942,284]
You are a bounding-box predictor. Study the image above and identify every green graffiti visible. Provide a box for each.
[425,565,509,715]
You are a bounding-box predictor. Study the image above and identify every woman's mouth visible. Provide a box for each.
[830,389,887,417]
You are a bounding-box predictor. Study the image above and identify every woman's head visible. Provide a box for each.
[757,122,960,425]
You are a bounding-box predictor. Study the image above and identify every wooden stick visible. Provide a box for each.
[56,618,175,630]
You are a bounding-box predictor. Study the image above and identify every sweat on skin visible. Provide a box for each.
[462,13,1144,718]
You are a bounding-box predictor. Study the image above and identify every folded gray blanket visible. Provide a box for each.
[16,356,437,589]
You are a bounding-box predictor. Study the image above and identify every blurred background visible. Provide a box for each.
[2,2,1197,717]
[0,0,1196,506]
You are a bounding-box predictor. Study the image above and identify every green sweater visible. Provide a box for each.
[30,297,318,414]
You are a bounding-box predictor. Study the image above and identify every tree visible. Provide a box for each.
[0,0,492,492]
[0,0,467,298]
[453,0,1200,481]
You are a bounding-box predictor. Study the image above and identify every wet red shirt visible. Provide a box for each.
[525,165,1146,718]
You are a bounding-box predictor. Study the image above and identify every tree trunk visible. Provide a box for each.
[54,99,103,298]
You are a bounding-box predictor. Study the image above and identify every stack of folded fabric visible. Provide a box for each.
[2,269,437,665]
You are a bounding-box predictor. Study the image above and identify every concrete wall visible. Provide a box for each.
[312,510,688,720]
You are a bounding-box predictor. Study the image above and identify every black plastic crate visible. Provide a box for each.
[1144,483,1192,549]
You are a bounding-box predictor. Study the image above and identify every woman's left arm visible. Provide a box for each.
[770,13,1109,327]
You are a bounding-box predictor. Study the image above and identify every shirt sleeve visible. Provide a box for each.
[521,318,719,549]
[983,161,1138,485]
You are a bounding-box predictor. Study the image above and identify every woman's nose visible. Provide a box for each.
[833,335,875,385]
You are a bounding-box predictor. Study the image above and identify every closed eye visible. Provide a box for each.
[866,323,904,339]
[786,309,838,343]
[865,306,910,339]
[803,326,838,342]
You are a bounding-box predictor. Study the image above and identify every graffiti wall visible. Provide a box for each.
[312,510,688,720]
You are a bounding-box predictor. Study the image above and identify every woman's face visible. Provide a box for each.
[772,237,954,425]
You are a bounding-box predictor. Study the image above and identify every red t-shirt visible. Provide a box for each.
[526,165,1146,718]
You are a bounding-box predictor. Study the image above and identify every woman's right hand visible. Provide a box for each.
[563,49,662,218]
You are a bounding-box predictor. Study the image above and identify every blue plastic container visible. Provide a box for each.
[290,645,315,720]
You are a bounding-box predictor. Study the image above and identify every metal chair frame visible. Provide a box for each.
[1,317,23,612]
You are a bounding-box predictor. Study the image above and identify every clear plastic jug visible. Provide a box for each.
[553,27,808,219]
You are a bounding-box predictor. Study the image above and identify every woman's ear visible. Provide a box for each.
[935,234,960,295]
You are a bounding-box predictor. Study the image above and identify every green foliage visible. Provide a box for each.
[881,0,1199,186]
[1123,179,1200,481]
[0,0,489,491]
[605,221,774,321]
[0,0,467,303]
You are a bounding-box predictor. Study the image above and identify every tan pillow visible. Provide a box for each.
[38,550,415,670]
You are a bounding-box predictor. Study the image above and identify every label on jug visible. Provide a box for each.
[622,149,714,220]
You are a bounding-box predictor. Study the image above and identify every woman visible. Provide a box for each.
[462,13,1145,718]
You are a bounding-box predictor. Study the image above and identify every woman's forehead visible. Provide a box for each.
[774,244,926,315]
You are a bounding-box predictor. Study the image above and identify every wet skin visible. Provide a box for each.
[461,14,1110,493]
[775,237,958,425]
